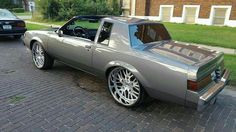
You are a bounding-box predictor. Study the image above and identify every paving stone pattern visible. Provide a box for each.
[0,37,236,132]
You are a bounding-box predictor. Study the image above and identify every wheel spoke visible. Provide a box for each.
[108,68,141,106]
[32,43,45,68]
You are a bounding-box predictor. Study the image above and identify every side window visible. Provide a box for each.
[67,19,100,30]
[62,18,100,39]
[98,22,113,45]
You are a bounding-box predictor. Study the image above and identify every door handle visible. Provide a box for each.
[85,45,92,50]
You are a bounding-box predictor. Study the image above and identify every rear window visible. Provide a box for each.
[129,23,171,47]
[0,9,16,19]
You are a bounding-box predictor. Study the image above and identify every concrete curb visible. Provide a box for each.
[192,43,236,55]
[18,15,32,20]
[177,41,236,55]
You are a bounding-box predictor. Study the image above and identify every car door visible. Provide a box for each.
[61,36,94,71]
[48,31,94,71]
[47,18,97,72]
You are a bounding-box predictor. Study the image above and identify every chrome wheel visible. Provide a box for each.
[32,43,45,68]
[108,67,141,106]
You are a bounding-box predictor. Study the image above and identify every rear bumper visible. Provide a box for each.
[185,69,230,111]
[0,29,27,36]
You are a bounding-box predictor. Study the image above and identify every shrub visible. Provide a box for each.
[36,0,122,20]
[12,8,25,13]
[37,0,61,20]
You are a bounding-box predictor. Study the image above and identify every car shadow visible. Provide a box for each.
[0,36,22,43]
[50,62,217,115]
[51,62,108,93]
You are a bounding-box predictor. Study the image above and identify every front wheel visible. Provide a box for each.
[108,67,146,107]
[32,42,54,69]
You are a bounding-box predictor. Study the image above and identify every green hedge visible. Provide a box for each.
[36,0,122,20]
[12,8,25,13]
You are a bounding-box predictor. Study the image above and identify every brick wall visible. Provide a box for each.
[135,0,236,20]
[135,0,146,16]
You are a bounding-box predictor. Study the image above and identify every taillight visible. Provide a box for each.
[187,75,212,91]
[187,80,199,91]
[16,22,25,27]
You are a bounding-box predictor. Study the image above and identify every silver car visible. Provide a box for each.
[23,16,230,111]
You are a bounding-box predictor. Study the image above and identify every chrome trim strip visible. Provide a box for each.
[221,70,230,83]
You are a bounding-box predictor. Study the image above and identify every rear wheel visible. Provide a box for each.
[31,42,54,69]
[108,67,146,107]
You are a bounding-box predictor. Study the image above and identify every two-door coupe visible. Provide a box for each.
[23,16,230,111]
[0,9,27,39]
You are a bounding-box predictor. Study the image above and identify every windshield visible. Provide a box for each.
[0,9,17,19]
[129,23,171,47]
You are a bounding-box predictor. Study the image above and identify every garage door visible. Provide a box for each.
[184,7,197,24]
[213,8,227,25]
[161,7,172,22]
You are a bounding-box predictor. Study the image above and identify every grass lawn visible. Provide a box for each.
[30,18,66,26]
[26,23,49,30]
[164,23,236,49]
[14,12,32,16]
[36,20,66,26]
[224,55,236,86]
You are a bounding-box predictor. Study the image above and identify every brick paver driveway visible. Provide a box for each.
[0,37,236,132]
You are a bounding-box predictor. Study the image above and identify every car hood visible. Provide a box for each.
[140,41,221,66]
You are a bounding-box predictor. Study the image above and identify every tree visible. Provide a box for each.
[0,0,21,9]
[111,0,122,15]
[22,0,29,11]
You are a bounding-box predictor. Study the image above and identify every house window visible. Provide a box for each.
[160,5,173,22]
[212,8,228,25]
[184,7,198,24]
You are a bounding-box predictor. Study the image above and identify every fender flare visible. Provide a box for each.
[105,61,150,89]
[30,37,46,50]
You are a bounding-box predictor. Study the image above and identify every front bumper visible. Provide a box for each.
[185,69,230,111]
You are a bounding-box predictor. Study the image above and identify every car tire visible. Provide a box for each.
[14,35,21,39]
[108,67,146,107]
[31,42,54,70]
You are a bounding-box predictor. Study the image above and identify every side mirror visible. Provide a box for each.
[57,29,63,37]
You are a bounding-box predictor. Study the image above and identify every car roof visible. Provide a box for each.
[74,15,107,20]
[74,15,161,25]
[104,17,147,24]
